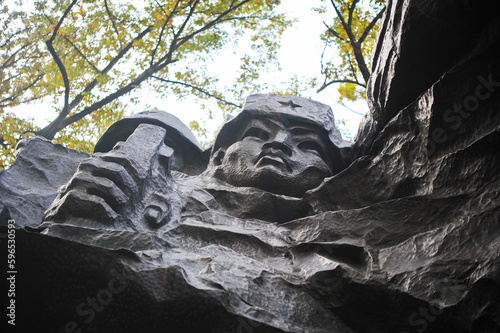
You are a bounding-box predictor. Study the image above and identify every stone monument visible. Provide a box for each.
[1,1,499,332]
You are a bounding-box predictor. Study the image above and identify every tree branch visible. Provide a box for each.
[60,59,179,127]
[67,25,153,112]
[330,0,353,41]
[1,52,46,72]
[156,0,252,69]
[316,78,365,93]
[104,0,122,46]
[320,43,328,76]
[0,96,46,108]
[151,0,181,65]
[43,0,79,138]
[61,34,100,73]
[151,0,199,68]
[323,21,344,41]
[358,6,385,44]
[346,51,359,81]
[347,0,360,28]
[0,74,47,107]
[0,27,30,49]
[170,0,200,49]
[0,42,32,69]
[152,75,242,108]
[329,0,370,83]
[176,0,251,48]
[37,0,253,139]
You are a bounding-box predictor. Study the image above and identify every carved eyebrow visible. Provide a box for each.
[289,126,317,135]
[289,126,326,142]
[238,119,273,141]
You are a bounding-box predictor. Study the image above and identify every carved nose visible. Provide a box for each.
[263,132,292,156]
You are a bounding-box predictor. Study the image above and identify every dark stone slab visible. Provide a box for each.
[0,137,88,227]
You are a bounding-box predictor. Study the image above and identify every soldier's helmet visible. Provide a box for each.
[94,110,208,175]
[211,94,352,173]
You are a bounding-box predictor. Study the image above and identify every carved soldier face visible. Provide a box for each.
[213,116,334,197]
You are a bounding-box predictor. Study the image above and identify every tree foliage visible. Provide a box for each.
[0,0,386,169]
[316,0,385,101]
[0,0,290,168]
[0,113,38,169]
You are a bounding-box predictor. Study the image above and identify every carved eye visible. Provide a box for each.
[298,141,324,158]
[242,127,270,141]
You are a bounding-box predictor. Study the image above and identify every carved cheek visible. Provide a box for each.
[291,151,330,176]
[307,155,330,174]
[224,141,259,169]
[239,140,264,164]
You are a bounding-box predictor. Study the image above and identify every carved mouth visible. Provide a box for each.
[256,151,291,172]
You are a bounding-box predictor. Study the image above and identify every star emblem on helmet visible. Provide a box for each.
[278,100,302,110]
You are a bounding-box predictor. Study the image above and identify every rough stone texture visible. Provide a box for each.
[0,136,89,227]
[357,0,500,158]
[2,1,500,332]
